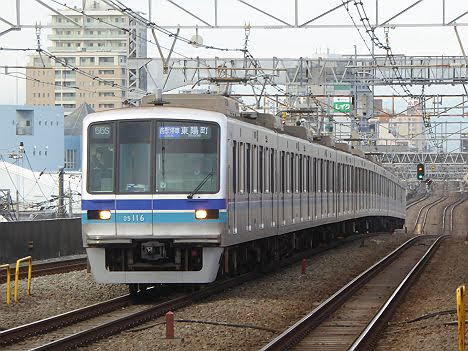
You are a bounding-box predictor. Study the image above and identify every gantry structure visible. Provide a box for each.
[1,0,468,181]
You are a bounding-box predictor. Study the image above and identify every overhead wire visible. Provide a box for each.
[0,71,98,94]
[103,0,247,53]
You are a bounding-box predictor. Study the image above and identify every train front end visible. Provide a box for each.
[82,108,227,284]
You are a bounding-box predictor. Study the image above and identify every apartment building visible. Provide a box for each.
[26,0,147,115]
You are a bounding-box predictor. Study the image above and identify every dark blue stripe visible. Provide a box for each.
[82,199,227,210]
[153,199,226,210]
[82,200,115,210]
[117,200,152,210]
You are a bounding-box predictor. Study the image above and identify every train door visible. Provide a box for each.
[228,140,237,234]
[289,153,295,224]
[271,149,277,229]
[116,120,153,236]
[258,145,264,230]
[250,144,260,232]
[280,151,286,226]
[246,143,252,231]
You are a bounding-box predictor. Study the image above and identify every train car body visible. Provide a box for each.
[82,107,405,285]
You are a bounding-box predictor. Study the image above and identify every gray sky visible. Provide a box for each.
[1,0,467,105]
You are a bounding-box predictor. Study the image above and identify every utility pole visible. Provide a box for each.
[16,190,19,221]
[58,167,65,218]
[68,181,73,218]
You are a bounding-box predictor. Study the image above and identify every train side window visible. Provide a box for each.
[246,143,251,193]
[259,145,263,193]
[281,151,286,193]
[288,152,295,193]
[313,158,317,192]
[306,156,310,192]
[298,155,302,193]
[265,147,268,193]
[271,149,275,193]
[232,141,237,194]
[239,142,244,193]
[252,144,257,193]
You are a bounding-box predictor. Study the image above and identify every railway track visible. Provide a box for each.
[411,196,447,234]
[441,194,466,234]
[0,233,374,350]
[0,257,87,284]
[259,235,447,351]
[405,193,428,210]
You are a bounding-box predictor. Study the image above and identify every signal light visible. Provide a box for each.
[417,163,425,180]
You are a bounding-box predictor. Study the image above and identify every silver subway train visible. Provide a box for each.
[82,107,405,285]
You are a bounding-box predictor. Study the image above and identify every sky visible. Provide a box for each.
[0,0,467,110]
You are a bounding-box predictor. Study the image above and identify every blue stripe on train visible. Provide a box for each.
[82,199,227,211]
[81,211,227,224]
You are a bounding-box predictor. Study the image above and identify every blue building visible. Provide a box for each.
[0,105,64,172]
[64,103,94,171]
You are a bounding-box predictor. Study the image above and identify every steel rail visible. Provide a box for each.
[349,235,448,350]
[259,235,435,351]
[5,233,373,350]
[420,196,449,233]
[441,195,465,234]
[0,294,132,346]
[411,196,446,234]
[406,194,428,210]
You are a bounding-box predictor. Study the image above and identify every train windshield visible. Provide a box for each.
[88,123,114,193]
[155,121,219,194]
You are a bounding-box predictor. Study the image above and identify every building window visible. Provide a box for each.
[99,104,115,109]
[64,149,77,169]
[16,110,34,136]
[98,69,114,75]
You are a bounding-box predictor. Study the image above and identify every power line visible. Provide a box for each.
[104,0,246,53]
[1,46,126,90]
[0,70,98,94]
[46,0,195,61]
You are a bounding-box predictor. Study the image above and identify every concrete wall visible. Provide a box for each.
[0,218,84,263]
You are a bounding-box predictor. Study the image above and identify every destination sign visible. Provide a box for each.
[91,124,112,139]
[159,125,211,139]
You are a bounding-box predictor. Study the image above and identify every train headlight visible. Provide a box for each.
[195,209,208,220]
[98,210,112,220]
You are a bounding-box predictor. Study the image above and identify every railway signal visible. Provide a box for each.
[417,163,425,180]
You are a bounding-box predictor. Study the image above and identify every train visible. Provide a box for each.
[82,103,406,290]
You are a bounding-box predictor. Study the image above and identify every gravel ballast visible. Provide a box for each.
[77,233,409,351]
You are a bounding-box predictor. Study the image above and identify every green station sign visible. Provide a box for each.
[333,102,352,113]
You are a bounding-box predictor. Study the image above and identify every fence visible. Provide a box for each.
[0,218,84,263]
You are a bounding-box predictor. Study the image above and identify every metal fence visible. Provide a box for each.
[0,218,84,263]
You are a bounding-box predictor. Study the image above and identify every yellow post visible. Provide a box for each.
[0,264,11,305]
[14,256,32,303]
[457,285,466,351]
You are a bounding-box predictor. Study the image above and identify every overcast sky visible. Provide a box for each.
[1,0,467,107]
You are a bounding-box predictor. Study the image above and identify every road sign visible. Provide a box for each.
[333,102,352,113]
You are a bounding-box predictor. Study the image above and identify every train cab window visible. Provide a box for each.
[118,121,151,193]
[155,121,219,194]
[88,123,114,193]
